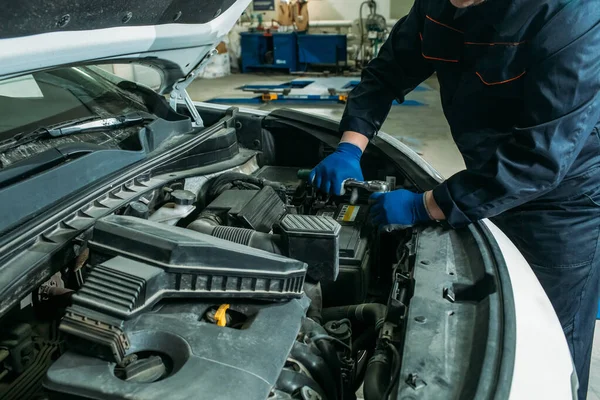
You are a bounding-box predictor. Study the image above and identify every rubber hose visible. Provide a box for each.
[207,173,261,199]
[187,220,284,254]
[290,342,338,400]
[363,344,392,400]
[322,303,387,331]
[353,349,373,393]
[352,325,377,355]
[302,319,343,397]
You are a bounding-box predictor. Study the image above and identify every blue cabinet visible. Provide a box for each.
[241,32,298,73]
[272,34,298,70]
[240,32,349,74]
[297,34,348,71]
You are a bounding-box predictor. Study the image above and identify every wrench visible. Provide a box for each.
[343,179,391,204]
[297,170,391,204]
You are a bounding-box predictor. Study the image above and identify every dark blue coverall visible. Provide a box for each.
[340,0,600,398]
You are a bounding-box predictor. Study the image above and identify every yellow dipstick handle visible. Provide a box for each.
[215,304,230,327]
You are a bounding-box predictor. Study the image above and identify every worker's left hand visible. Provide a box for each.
[369,190,431,226]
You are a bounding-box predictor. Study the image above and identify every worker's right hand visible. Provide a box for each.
[309,142,364,196]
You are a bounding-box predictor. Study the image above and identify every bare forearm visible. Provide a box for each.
[425,190,445,220]
[340,131,369,152]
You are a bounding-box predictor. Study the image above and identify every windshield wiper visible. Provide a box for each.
[0,143,107,189]
[0,112,155,154]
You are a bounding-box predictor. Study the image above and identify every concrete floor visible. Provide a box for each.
[188,73,600,399]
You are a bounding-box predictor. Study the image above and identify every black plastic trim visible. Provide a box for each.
[394,222,515,400]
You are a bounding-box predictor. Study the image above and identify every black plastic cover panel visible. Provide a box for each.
[78,215,307,319]
[237,186,286,233]
[46,297,310,400]
[393,225,512,399]
[279,214,340,282]
[205,187,286,232]
[280,214,340,236]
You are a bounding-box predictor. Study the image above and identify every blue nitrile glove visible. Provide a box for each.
[369,190,431,226]
[309,142,364,196]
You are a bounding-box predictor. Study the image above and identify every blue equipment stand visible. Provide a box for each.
[240,32,298,73]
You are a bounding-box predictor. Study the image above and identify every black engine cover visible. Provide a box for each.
[45,298,309,400]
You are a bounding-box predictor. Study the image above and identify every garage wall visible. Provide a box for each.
[307,0,412,20]
[250,0,414,21]
[389,0,413,19]
[307,0,390,20]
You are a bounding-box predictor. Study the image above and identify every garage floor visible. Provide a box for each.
[188,73,600,399]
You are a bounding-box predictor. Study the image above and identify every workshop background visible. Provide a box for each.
[100,0,600,397]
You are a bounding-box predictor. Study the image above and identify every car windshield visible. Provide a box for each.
[0,66,148,141]
[0,66,150,167]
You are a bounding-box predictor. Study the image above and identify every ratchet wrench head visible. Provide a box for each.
[343,179,391,204]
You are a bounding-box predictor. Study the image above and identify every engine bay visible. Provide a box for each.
[0,105,509,400]
[0,158,419,400]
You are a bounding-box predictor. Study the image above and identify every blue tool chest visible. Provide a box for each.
[297,34,348,70]
[240,32,348,73]
[240,32,298,73]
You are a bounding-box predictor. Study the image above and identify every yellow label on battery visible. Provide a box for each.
[338,205,359,222]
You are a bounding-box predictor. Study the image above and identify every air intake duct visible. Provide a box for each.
[188,214,341,282]
[187,220,285,255]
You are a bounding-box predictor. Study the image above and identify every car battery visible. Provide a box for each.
[317,203,371,306]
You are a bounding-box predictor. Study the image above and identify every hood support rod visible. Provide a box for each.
[169,48,219,128]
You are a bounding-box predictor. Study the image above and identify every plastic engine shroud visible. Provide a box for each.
[78,215,307,319]
[45,298,310,400]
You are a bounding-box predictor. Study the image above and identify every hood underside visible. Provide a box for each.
[0,0,250,89]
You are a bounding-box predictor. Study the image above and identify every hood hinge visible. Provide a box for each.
[169,48,218,128]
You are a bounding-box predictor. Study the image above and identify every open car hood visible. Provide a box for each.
[0,0,250,91]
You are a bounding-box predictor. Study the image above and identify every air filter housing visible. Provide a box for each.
[279,214,341,282]
[76,215,307,320]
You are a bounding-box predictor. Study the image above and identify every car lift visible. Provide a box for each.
[204,77,427,154]
[205,78,429,106]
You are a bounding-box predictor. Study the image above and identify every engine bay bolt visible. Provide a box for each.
[406,373,427,390]
[300,386,322,400]
[56,14,71,28]
[443,287,455,303]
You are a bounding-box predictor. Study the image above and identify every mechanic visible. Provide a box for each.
[310,0,600,398]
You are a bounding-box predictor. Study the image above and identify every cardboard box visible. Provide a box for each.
[216,41,228,54]
[278,2,293,26]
